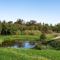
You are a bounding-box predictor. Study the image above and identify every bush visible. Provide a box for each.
[40,33,46,44]
[48,40,60,50]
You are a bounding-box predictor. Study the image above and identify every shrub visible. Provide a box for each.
[40,33,46,44]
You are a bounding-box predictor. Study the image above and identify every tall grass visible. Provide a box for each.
[0,48,59,60]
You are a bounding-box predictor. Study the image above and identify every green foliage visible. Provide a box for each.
[40,33,46,40]
[48,39,60,50]
[40,33,46,43]
[0,19,60,35]
[24,30,41,35]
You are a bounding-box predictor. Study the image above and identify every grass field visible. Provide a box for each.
[0,34,55,43]
[0,35,40,42]
[0,34,59,60]
[0,48,60,60]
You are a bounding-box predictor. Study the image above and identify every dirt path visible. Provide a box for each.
[53,36,60,40]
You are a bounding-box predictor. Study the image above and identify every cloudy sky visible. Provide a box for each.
[0,0,60,24]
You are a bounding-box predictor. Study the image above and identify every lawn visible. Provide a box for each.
[0,34,59,60]
[0,48,60,60]
[0,35,40,43]
[0,34,55,43]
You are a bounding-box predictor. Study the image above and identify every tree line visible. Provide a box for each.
[0,19,60,35]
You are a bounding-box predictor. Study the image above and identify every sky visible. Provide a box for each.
[0,0,60,24]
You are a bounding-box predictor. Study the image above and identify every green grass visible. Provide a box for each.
[0,34,55,43]
[0,34,59,60]
[46,34,55,41]
[0,48,60,60]
[0,35,40,42]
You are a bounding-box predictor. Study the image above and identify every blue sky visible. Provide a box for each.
[0,0,60,24]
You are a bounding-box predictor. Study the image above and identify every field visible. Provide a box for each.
[0,34,55,43]
[0,34,59,60]
[0,0,60,60]
[0,35,40,43]
[0,48,60,60]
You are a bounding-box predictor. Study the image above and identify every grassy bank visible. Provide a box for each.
[0,35,40,42]
[0,48,60,60]
[0,34,55,43]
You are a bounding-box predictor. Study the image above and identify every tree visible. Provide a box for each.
[14,19,23,25]
[40,32,46,44]
[1,21,7,35]
[29,20,36,25]
[26,20,36,26]
[55,23,60,33]
[41,23,49,33]
[8,21,13,24]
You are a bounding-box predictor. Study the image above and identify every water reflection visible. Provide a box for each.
[23,41,35,48]
[1,40,36,48]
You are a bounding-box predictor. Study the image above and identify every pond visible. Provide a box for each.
[0,40,36,49]
[11,41,36,48]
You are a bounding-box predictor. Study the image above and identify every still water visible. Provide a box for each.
[1,40,36,48]
[11,41,35,48]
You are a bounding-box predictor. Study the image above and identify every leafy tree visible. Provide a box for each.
[40,33,46,44]
[1,21,7,35]
[0,19,60,35]
[14,19,23,25]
